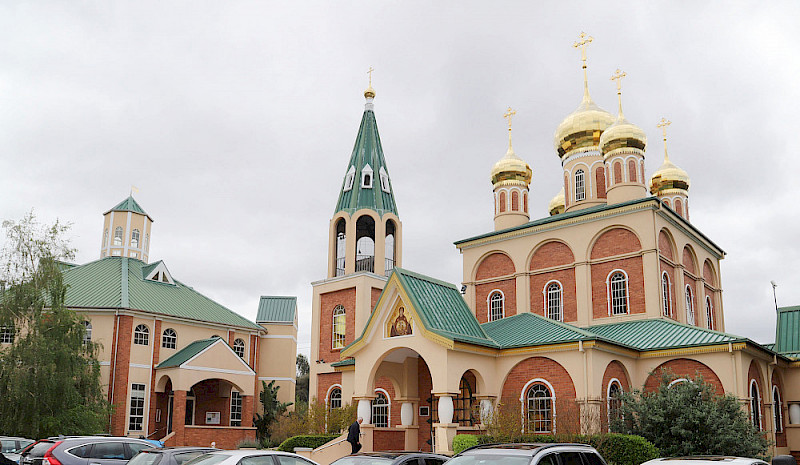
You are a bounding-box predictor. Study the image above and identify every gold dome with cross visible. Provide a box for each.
[491,107,532,185]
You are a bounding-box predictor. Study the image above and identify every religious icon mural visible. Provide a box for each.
[390,307,412,336]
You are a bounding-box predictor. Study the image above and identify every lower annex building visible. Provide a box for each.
[308,38,800,458]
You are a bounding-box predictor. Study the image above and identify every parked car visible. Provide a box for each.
[641,458,769,465]
[21,437,155,465]
[182,450,320,465]
[128,448,217,465]
[446,443,609,465]
[1,437,35,464]
[331,452,449,465]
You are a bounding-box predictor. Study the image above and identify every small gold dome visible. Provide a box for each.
[364,85,376,99]
[650,157,690,194]
[599,115,647,157]
[491,146,532,185]
[549,187,565,216]
[553,95,614,158]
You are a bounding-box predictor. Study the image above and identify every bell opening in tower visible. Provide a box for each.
[385,220,396,276]
[335,218,346,277]
[355,215,375,273]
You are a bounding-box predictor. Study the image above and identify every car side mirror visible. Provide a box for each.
[772,456,795,465]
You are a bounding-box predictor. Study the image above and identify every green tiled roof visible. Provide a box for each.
[256,296,297,323]
[482,312,596,349]
[331,358,355,367]
[157,337,219,368]
[774,306,800,354]
[334,104,398,216]
[62,257,262,330]
[105,195,152,220]
[586,318,743,351]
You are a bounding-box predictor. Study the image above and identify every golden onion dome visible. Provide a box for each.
[599,115,647,157]
[364,85,376,99]
[553,93,614,158]
[549,187,565,216]
[650,156,690,194]
[491,144,532,185]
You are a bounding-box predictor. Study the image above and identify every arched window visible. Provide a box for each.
[596,167,607,198]
[385,220,396,276]
[455,376,476,426]
[131,229,140,248]
[332,306,346,349]
[661,273,671,317]
[628,159,637,182]
[614,162,623,184]
[685,286,695,325]
[329,387,342,410]
[546,282,563,321]
[355,215,375,273]
[361,164,373,188]
[113,226,123,246]
[750,380,762,430]
[83,321,92,344]
[162,328,177,349]
[0,325,15,344]
[335,219,346,277]
[575,169,586,201]
[133,324,149,346]
[233,338,246,358]
[525,382,553,433]
[499,191,507,213]
[773,386,783,433]
[103,229,109,247]
[343,166,356,191]
[705,296,714,330]
[488,291,504,322]
[523,191,528,213]
[608,380,623,429]
[609,271,628,315]
[675,198,684,216]
[372,391,389,427]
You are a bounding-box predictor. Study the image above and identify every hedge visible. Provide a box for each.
[458,433,658,465]
[276,434,340,452]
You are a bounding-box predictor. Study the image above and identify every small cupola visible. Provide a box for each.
[100,195,153,262]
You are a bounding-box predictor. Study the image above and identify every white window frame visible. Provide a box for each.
[685,285,695,326]
[0,326,15,344]
[131,229,140,248]
[103,228,109,247]
[606,270,629,316]
[667,378,690,388]
[162,328,177,349]
[379,167,391,193]
[705,296,714,330]
[343,166,356,192]
[520,378,556,434]
[575,169,586,201]
[327,385,343,410]
[230,390,242,427]
[233,338,246,359]
[607,378,623,430]
[487,290,505,322]
[543,280,563,322]
[661,272,672,317]
[113,226,123,246]
[133,324,149,346]
[750,379,762,431]
[83,321,92,345]
[332,306,346,349]
[372,389,390,427]
[773,385,783,433]
[361,164,374,188]
[129,383,146,432]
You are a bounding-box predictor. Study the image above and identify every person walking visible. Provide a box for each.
[347,416,364,454]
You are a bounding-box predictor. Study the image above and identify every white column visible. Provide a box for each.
[437,396,454,425]
[357,399,372,424]
[480,399,494,424]
[400,402,414,426]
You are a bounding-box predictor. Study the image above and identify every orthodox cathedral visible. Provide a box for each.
[308,34,800,459]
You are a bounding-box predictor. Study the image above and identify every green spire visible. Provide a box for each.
[334,101,398,216]
[105,195,153,221]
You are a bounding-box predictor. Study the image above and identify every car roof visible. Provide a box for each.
[142,448,217,453]
[643,458,767,465]
[351,452,448,458]
[459,443,596,457]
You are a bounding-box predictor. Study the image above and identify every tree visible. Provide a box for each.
[296,354,309,403]
[611,371,769,458]
[253,380,293,446]
[0,212,110,437]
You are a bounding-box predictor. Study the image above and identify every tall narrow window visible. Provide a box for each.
[546,282,563,321]
[372,391,389,427]
[133,324,149,345]
[329,387,342,410]
[705,296,714,330]
[355,215,375,273]
[83,321,92,345]
[129,383,146,431]
[343,166,356,191]
[379,167,391,193]
[103,229,109,247]
[361,164,374,188]
[162,328,177,349]
[525,383,553,433]
[609,272,628,315]
[661,273,671,317]
[233,338,246,358]
[335,219,346,277]
[773,386,783,433]
[628,159,637,182]
[230,391,242,427]
[130,229,140,248]
[575,169,586,201]
[512,191,520,211]
[750,381,762,430]
[488,291,504,322]
[685,286,695,325]
[385,220,396,277]
[455,376,476,426]
[499,191,507,212]
[608,381,622,429]
[0,326,15,344]
[113,227,123,246]
[332,306,346,349]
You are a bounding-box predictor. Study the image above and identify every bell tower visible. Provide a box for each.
[100,195,153,262]
[491,107,532,231]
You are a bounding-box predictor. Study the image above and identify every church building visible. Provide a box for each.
[309,36,800,458]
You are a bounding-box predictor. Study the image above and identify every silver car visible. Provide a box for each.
[182,450,320,465]
[21,437,154,465]
[1,437,35,464]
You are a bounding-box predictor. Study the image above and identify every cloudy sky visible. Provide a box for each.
[1,2,799,357]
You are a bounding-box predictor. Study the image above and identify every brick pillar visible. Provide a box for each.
[110,315,133,436]
[147,320,162,438]
[242,395,255,427]
[172,390,187,446]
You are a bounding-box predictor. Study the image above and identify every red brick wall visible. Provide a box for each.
[373,430,405,451]
[602,361,630,392]
[500,357,578,434]
[595,168,606,199]
[110,315,133,436]
[375,376,401,427]
[319,288,357,362]
[675,199,683,217]
[684,275,698,325]
[316,372,343,403]
[499,192,507,212]
[640,163,645,184]
[524,192,528,213]
[658,230,674,261]
[614,162,622,184]
[643,358,724,395]
[147,319,163,437]
[183,426,256,449]
[660,260,676,320]
[772,372,787,447]
[371,288,383,311]
[193,379,230,425]
[564,175,570,207]
[748,360,766,431]
[476,253,515,280]
[530,269,577,323]
[476,280,516,323]
[591,228,642,260]
[418,358,433,452]
[682,247,696,274]
[512,191,519,211]
[663,198,671,209]
[530,242,575,269]
[628,160,637,182]
[591,257,645,318]
[702,260,716,286]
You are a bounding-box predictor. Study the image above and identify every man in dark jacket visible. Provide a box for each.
[347,417,364,454]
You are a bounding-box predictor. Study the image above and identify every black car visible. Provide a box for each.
[128,448,218,465]
[447,443,609,465]
[331,452,449,465]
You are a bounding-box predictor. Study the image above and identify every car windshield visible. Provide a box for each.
[1,441,19,454]
[128,452,163,465]
[182,454,232,465]
[331,458,394,465]
[447,455,531,465]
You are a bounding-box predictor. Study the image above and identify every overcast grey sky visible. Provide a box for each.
[2,2,799,357]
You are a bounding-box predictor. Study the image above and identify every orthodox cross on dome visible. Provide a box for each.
[573,32,594,100]
[504,106,516,150]
[657,117,672,160]
[364,66,376,99]
[610,69,627,116]
[367,66,374,86]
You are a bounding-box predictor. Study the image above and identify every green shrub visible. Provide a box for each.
[452,434,479,454]
[276,434,340,453]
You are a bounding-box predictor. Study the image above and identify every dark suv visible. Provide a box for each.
[447,443,609,465]
[21,437,154,465]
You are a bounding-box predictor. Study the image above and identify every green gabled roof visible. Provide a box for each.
[256,296,297,323]
[105,195,152,221]
[482,312,597,349]
[774,305,800,354]
[62,257,262,330]
[334,103,398,216]
[331,358,355,367]
[157,337,219,368]
[586,318,743,351]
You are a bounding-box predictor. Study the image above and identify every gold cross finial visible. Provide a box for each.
[657,117,672,160]
[573,32,593,68]
[611,69,627,116]
[504,107,516,130]
[367,66,374,87]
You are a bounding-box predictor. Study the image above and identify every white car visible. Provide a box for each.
[641,457,769,465]
[183,450,321,465]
